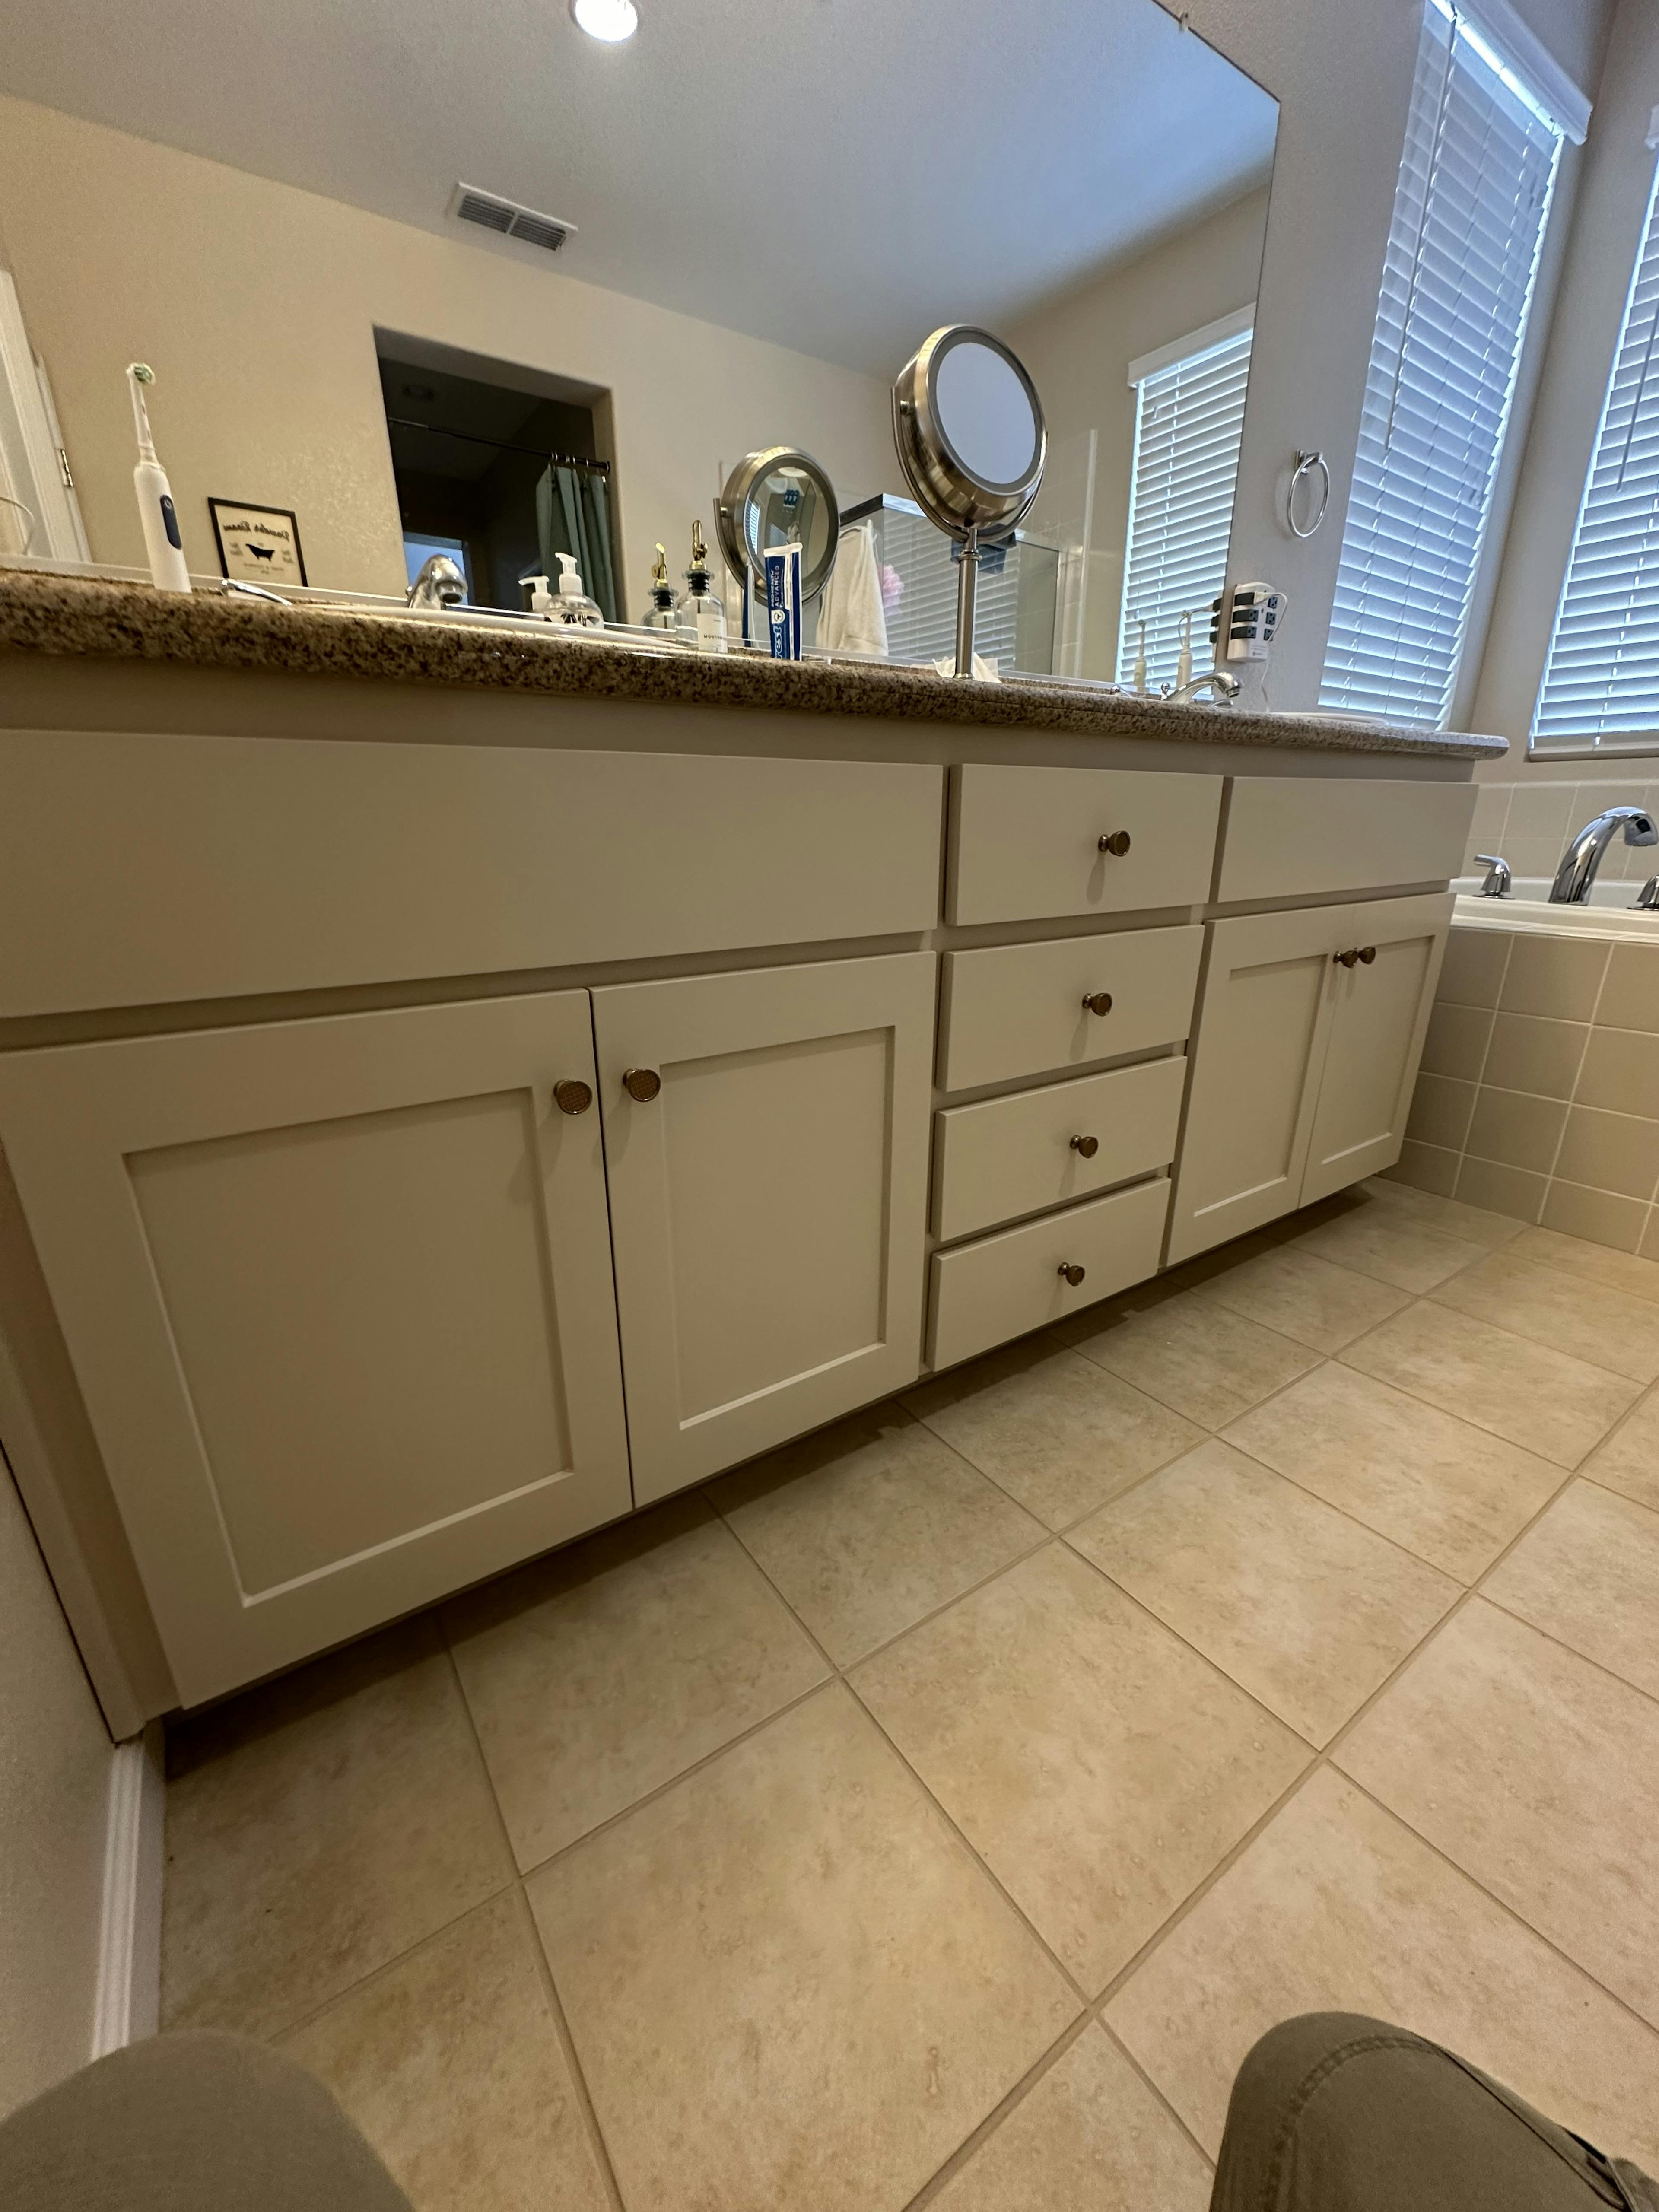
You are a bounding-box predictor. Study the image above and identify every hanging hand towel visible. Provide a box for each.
[816,522,888,657]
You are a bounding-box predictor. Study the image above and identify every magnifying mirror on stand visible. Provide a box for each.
[892,326,1047,678]
[716,447,839,646]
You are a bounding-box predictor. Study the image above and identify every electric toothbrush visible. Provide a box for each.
[126,363,191,594]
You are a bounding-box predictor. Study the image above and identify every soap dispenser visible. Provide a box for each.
[642,543,678,634]
[676,521,728,654]
[547,551,605,631]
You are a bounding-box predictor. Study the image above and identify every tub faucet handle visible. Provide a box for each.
[1475,854,1512,899]
[1635,876,1659,912]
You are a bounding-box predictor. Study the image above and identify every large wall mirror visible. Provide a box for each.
[0,0,1276,686]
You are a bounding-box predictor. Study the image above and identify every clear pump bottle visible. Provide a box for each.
[642,543,678,634]
[545,552,605,631]
[676,521,728,654]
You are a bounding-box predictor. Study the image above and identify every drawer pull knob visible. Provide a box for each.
[1358,944,1377,964]
[1098,830,1132,857]
[1081,991,1114,1016]
[1334,948,1360,968]
[553,1078,593,1115]
[621,1067,662,1102]
[1070,1134,1099,1158]
[1058,1262,1087,1287]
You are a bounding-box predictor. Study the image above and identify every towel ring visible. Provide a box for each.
[1286,450,1331,540]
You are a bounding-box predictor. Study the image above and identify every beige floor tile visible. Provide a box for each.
[1582,1386,1659,1510]
[852,1545,1307,1990]
[1071,1442,1456,1745]
[162,1617,512,2041]
[280,1890,610,2212]
[1223,1361,1564,1583]
[1510,1224,1659,1306]
[1195,1245,1414,1354]
[1483,1479,1659,1702]
[1338,1601,1659,2029]
[1340,1301,1639,1468]
[710,1406,1041,1665]
[1429,1247,1659,1384]
[1106,1768,1659,2169]
[901,1340,1203,1530]
[931,2025,1212,2212]
[1070,1290,1319,1430]
[1280,1194,1490,1293]
[529,1686,1077,2212]
[445,1493,829,1870]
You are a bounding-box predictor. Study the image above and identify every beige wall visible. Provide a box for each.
[0,1452,111,2118]
[1010,187,1270,683]
[0,95,896,611]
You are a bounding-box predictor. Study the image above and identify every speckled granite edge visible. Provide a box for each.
[0,572,1507,759]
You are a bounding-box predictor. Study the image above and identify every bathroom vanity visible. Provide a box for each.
[0,575,1500,1719]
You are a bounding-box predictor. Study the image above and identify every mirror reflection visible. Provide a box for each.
[0,0,1278,687]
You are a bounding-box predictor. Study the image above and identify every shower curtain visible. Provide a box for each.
[536,464,619,624]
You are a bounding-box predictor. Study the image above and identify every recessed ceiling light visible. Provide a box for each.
[571,0,637,41]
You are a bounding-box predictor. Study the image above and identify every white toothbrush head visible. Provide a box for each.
[126,362,158,451]
[127,362,155,384]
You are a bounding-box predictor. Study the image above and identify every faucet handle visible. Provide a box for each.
[1635,877,1659,911]
[1475,854,1512,899]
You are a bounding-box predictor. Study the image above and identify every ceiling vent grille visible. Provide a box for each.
[449,183,576,254]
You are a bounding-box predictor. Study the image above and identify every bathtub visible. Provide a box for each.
[1452,876,1659,941]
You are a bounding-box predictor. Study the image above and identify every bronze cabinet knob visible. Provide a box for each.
[1057,1262,1086,1287]
[552,1078,593,1116]
[1357,944,1377,964]
[1098,830,1132,856]
[621,1067,662,1102]
[1334,948,1360,968]
[1070,1134,1100,1158]
[1081,991,1114,1016]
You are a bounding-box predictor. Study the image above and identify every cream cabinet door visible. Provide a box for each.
[1166,904,1349,1263]
[1301,893,1452,1205]
[0,992,630,1705]
[594,954,934,1502]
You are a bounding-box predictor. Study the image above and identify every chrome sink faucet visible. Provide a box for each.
[406,554,466,611]
[1164,668,1241,706]
[1549,805,1658,904]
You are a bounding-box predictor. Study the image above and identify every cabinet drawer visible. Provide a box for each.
[933,1056,1186,1243]
[1216,777,1476,905]
[927,1178,1170,1370]
[939,925,1203,1093]
[0,734,945,1016]
[948,764,1222,924]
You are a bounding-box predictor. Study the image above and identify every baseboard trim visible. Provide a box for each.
[91,1721,164,2057]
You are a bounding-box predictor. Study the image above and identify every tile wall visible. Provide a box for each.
[1465,775,1659,885]
[1391,924,1659,1257]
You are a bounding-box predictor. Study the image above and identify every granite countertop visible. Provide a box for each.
[0,570,1507,759]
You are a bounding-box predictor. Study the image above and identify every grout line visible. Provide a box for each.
[440,1637,630,2209]
[1472,1583,1659,1712]
[898,2013,1099,2211]
[1332,1768,1659,2043]
[1096,2015,1218,2172]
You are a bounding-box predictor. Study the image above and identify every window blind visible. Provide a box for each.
[1533,163,1659,750]
[1319,0,1561,728]
[1116,318,1252,690]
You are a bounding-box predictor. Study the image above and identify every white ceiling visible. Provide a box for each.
[0,0,1278,375]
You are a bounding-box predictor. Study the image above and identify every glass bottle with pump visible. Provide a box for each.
[676,521,728,654]
[544,551,605,630]
[642,543,678,634]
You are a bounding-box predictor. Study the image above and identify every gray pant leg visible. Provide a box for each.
[0,2030,412,2212]
[1210,2014,1656,2212]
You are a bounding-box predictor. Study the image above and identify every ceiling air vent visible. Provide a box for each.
[449,183,577,254]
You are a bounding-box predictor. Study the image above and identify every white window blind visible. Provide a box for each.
[1533,162,1659,751]
[1116,313,1252,690]
[1319,0,1562,728]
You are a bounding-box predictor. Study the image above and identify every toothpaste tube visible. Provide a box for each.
[764,541,802,660]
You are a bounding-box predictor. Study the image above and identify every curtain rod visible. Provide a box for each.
[385,416,610,474]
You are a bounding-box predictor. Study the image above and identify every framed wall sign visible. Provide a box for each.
[208,499,307,586]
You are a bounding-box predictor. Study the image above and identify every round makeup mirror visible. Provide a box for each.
[716,447,840,610]
[893,325,1046,677]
